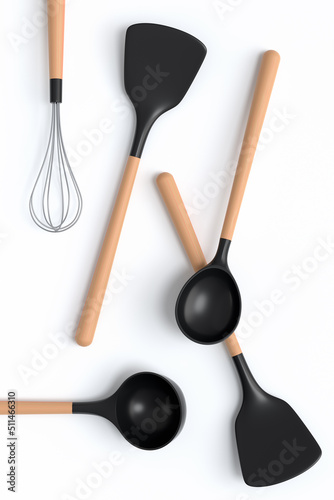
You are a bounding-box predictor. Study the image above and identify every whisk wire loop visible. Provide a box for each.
[29,103,82,233]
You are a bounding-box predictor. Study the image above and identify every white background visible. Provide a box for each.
[1,0,334,499]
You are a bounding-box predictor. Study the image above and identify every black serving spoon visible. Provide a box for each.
[75,23,207,347]
[157,172,321,486]
[0,373,185,451]
[176,51,280,344]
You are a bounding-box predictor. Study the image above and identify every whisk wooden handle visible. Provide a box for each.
[0,401,72,415]
[48,0,65,80]
[221,50,280,241]
[156,172,242,357]
[75,155,141,347]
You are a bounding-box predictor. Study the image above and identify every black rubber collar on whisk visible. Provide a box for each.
[50,79,62,103]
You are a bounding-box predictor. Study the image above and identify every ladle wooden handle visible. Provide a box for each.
[157,172,242,357]
[48,0,65,80]
[0,401,72,414]
[75,155,140,347]
[221,50,280,241]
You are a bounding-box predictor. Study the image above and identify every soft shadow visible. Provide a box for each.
[221,343,244,478]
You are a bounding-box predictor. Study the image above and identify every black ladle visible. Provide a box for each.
[0,372,185,451]
[75,23,207,347]
[176,51,280,344]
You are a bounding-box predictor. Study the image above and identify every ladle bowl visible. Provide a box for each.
[74,372,184,450]
[176,240,241,344]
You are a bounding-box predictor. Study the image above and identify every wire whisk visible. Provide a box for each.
[30,0,82,232]
[29,103,82,232]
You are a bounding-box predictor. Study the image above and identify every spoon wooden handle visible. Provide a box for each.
[0,402,72,414]
[157,172,241,357]
[221,50,280,241]
[75,155,141,347]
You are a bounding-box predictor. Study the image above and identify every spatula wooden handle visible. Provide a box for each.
[48,0,65,80]
[157,173,207,273]
[221,50,280,241]
[0,401,72,415]
[75,155,141,347]
[156,172,242,357]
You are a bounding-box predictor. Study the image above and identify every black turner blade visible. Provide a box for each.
[234,355,321,486]
[124,23,207,157]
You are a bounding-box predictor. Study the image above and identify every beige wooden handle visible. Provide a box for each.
[75,155,141,347]
[0,401,72,415]
[48,0,65,79]
[156,172,242,357]
[157,173,207,274]
[221,50,280,240]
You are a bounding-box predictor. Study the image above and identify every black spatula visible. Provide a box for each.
[76,23,207,347]
[157,172,321,486]
[234,355,321,486]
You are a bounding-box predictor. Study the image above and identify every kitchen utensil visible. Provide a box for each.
[0,372,184,450]
[75,23,206,346]
[29,0,82,232]
[157,172,321,486]
[176,50,279,344]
